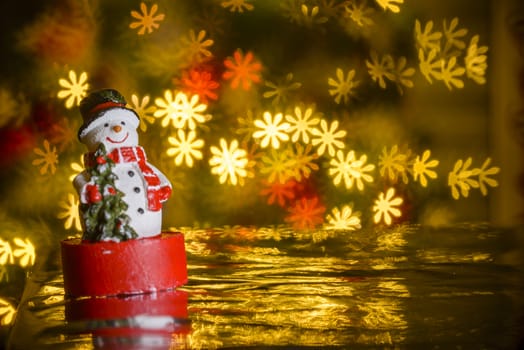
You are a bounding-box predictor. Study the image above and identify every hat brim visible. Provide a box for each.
[78,107,140,141]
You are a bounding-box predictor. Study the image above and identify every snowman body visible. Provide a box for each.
[74,107,171,239]
[109,154,163,237]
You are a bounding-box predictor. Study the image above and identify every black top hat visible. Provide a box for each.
[78,89,140,140]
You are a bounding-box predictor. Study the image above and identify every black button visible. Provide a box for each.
[134,187,140,193]
[128,171,135,177]
[137,208,144,214]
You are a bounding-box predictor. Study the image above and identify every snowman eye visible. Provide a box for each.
[104,123,109,127]
[121,121,126,126]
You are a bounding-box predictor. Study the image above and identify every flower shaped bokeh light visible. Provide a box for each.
[0,0,519,240]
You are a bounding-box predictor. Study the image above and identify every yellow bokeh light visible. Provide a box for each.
[129,2,165,35]
[57,70,88,109]
[221,0,254,13]
[324,204,362,230]
[253,112,291,149]
[0,238,36,267]
[32,139,58,175]
[209,138,249,186]
[154,90,209,129]
[35,1,497,229]
[0,239,14,265]
[327,68,360,105]
[180,29,214,63]
[285,106,320,144]
[329,150,375,191]
[130,94,156,132]
[311,119,347,157]
[375,0,404,14]
[0,298,16,326]
[167,129,205,167]
[378,145,410,184]
[412,150,439,187]
[57,193,82,231]
[12,237,36,267]
[448,157,499,200]
[373,188,403,225]
[465,35,488,85]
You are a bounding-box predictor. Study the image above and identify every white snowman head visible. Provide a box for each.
[78,89,140,152]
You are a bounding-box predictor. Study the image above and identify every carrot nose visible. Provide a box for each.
[112,125,122,132]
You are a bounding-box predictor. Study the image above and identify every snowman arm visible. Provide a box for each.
[147,163,171,188]
[73,171,90,195]
[73,171,92,204]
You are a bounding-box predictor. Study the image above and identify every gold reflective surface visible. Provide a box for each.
[5,224,524,349]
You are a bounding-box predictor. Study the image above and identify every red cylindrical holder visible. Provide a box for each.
[61,232,187,297]
[65,289,191,337]
[65,290,189,321]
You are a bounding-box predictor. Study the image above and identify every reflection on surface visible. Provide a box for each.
[5,224,524,349]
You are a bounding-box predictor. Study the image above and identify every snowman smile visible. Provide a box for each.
[106,133,129,144]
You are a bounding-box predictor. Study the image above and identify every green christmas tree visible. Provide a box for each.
[80,143,138,242]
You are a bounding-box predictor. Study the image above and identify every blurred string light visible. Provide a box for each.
[129,94,156,132]
[285,106,320,144]
[253,112,290,149]
[365,54,416,94]
[68,156,84,182]
[345,2,375,27]
[412,150,439,187]
[378,145,410,184]
[329,150,375,191]
[263,73,302,106]
[26,0,499,232]
[0,298,16,326]
[324,204,362,230]
[32,140,58,176]
[311,120,346,157]
[291,143,319,181]
[0,240,14,265]
[298,4,328,28]
[167,130,204,167]
[260,179,297,207]
[129,2,165,35]
[221,0,255,13]
[415,17,488,90]
[180,30,214,63]
[260,147,295,185]
[57,193,82,232]
[12,238,35,267]
[285,197,326,230]
[465,35,488,84]
[223,50,262,90]
[56,70,88,109]
[328,68,359,105]
[179,69,220,104]
[373,188,403,225]
[376,0,404,13]
[448,158,500,200]
[154,90,210,129]
[209,138,249,186]
[0,238,35,268]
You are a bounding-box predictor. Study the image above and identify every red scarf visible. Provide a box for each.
[84,146,171,211]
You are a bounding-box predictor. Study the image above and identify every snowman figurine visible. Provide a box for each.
[74,89,172,241]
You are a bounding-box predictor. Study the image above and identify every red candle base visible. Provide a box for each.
[61,232,187,297]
